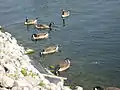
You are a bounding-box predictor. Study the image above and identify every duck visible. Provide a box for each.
[35,22,54,30]
[93,86,120,90]
[24,17,38,25]
[31,32,49,40]
[61,9,70,18]
[54,58,71,76]
[40,45,59,56]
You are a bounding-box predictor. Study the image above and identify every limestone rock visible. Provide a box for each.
[0,65,5,74]
[15,78,32,89]
[1,76,14,88]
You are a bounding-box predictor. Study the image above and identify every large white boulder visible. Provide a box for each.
[1,76,14,88]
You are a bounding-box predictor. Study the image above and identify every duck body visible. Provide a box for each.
[53,58,70,76]
[32,33,49,40]
[57,58,70,72]
[61,9,70,18]
[24,17,38,25]
[35,22,54,30]
[35,24,50,29]
[24,20,37,25]
[40,45,59,55]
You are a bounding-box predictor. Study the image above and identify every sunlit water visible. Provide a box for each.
[0,0,120,89]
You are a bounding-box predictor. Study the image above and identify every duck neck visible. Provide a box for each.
[26,18,28,22]
[49,23,52,28]
[62,11,64,15]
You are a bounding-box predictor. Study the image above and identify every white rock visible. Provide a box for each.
[0,65,5,74]
[49,83,57,90]
[0,88,8,90]
[63,86,71,90]
[1,76,14,88]
[12,86,22,90]
[15,78,32,87]
[3,63,16,73]
[24,76,40,86]
[32,86,41,90]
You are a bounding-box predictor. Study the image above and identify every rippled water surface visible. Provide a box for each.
[0,0,120,89]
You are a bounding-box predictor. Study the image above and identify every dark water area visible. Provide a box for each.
[0,0,120,89]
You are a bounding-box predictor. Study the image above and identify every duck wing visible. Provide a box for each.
[59,60,70,68]
[37,33,47,36]
[44,46,56,52]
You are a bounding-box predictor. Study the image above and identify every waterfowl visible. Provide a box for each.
[31,32,49,40]
[58,58,71,72]
[61,9,70,18]
[35,22,54,30]
[54,58,71,76]
[40,45,59,56]
[93,86,120,90]
[24,17,38,25]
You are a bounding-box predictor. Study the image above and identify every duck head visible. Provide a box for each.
[61,9,65,15]
[32,34,37,37]
[93,86,104,90]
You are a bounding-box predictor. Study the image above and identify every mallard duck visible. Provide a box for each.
[61,9,70,18]
[93,86,120,90]
[35,22,54,30]
[54,58,71,76]
[24,17,38,25]
[40,45,59,56]
[31,33,49,40]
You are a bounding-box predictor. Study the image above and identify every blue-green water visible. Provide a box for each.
[0,0,120,89]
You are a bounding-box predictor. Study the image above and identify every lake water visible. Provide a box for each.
[0,0,120,89]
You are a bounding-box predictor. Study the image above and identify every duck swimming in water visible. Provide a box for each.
[54,58,71,76]
[40,45,59,56]
[35,22,54,30]
[24,17,38,25]
[31,32,49,40]
[61,9,70,18]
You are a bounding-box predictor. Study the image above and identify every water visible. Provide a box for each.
[0,0,120,89]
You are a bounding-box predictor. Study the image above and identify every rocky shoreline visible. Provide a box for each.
[0,30,82,90]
